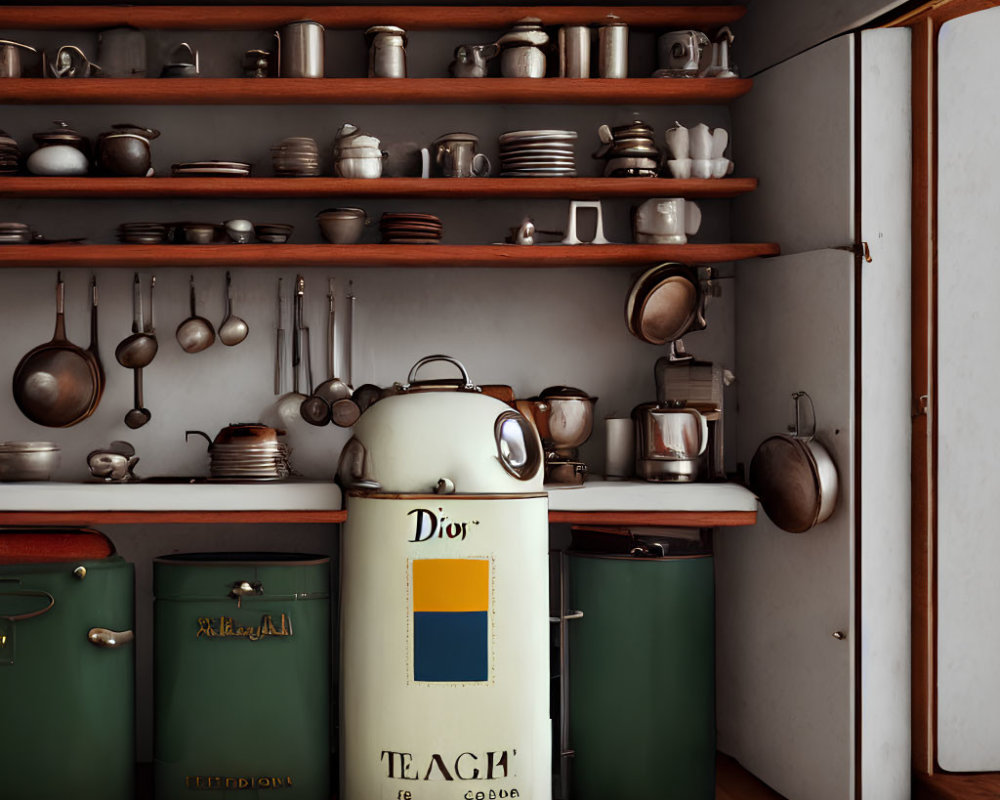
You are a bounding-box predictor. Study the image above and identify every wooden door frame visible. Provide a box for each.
[884,1,1000,795]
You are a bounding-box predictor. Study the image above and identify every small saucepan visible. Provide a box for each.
[748,391,839,533]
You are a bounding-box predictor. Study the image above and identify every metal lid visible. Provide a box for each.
[32,121,86,146]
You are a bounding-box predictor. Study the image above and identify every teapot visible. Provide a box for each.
[87,441,139,482]
[449,42,499,78]
[632,402,709,482]
[47,45,101,78]
[333,123,385,179]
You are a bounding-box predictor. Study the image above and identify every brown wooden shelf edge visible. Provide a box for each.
[915,770,1000,800]
[0,509,755,527]
[0,5,746,31]
[0,242,781,267]
[0,78,752,105]
[0,176,760,200]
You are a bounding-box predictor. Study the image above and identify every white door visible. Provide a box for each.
[937,6,1000,772]
[719,29,911,800]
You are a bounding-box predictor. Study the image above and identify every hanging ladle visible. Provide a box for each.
[115,273,158,369]
[301,278,357,426]
[175,274,215,353]
[218,270,249,346]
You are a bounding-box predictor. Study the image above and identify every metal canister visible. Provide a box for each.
[366,25,407,78]
[559,25,591,78]
[567,545,715,798]
[0,528,134,800]
[598,19,629,78]
[153,552,330,800]
[338,355,551,800]
[275,20,325,78]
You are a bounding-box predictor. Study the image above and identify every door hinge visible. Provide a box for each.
[833,242,872,262]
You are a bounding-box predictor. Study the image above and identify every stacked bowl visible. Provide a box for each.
[0,130,21,175]
[271,137,321,177]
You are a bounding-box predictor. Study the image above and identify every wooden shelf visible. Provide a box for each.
[0,78,752,105]
[0,242,780,268]
[0,5,745,30]
[0,176,759,199]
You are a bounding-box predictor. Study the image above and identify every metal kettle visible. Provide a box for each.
[632,401,709,482]
[0,39,37,78]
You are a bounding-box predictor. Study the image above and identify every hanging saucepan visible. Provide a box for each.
[12,274,100,428]
[625,262,706,345]
[748,391,839,533]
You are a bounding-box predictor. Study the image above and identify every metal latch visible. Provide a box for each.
[229,580,263,608]
[833,242,872,262]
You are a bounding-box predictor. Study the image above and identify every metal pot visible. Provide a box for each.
[525,386,597,459]
[748,391,839,533]
[275,19,324,78]
[97,124,159,177]
[0,39,37,78]
[0,442,60,481]
[625,262,706,345]
[498,18,548,78]
[366,25,406,78]
[632,402,708,482]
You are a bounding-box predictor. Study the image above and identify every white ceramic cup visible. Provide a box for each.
[666,158,692,179]
[691,158,713,179]
[634,197,702,244]
[689,122,713,159]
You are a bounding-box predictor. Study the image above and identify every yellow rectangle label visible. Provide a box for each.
[412,558,488,612]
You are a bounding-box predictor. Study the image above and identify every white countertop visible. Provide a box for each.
[0,478,755,514]
[546,478,757,512]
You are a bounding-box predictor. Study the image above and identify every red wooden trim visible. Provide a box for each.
[0,510,347,525]
[0,176,760,200]
[0,78,752,106]
[915,770,1000,800]
[0,242,780,268]
[0,6,746,30]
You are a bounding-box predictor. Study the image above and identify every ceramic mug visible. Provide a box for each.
[634,197,702,244]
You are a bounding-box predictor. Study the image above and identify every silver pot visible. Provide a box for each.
[0,39,37,78]
[0,442,60,481]
[335,153,385,179]
[275,20,324,78]
[366,25,406,78]
[632,402,708,482]
[524,386,597,459]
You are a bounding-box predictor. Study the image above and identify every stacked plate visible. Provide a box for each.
[171,160,252,177]
[209,441,291,480]
[254,222,293,243]
[0,130,20,175]
[271,137,320,177]
[379,212,442,244]
[0,222,33,244]
[498,129,577,177]
[118,222,169,244]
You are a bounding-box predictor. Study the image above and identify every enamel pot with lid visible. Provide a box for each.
[748,391,839,533]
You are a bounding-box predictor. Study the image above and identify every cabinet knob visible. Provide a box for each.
[832,630,846,640]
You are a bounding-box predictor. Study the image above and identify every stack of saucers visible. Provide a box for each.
[254,222,294,243]
[0,222,32,244]
[379,212,442,244]
[118,222,169,244]
[209,441,291,480]
[271,137,320,177]
[0,130,21,175]
[171,160,251,177]
[498,129,577,177]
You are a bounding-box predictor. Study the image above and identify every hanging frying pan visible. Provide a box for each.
[625,262,706,345]
[12,274,100,428]
[748,391,839,533]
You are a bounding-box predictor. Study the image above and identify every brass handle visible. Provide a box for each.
[88,628,134,648]
[230,580,263,607]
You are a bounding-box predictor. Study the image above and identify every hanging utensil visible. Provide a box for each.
[124,367,151,429]
[175,274,215,353]
[274,277,284,395]
[218,271,249,346]
[268,275,309,428]
[83,275,106,418]
[12,273,100,428]
[748,391,839,533]
[115,273,158,369]
[302,279,359,426]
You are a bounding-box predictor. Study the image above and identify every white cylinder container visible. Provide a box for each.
[341,492,551,800]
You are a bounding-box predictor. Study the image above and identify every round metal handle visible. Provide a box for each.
[401,354,476,392]
[87,627,134,648]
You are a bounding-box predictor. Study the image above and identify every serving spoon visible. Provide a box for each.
[218,270,249,346]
